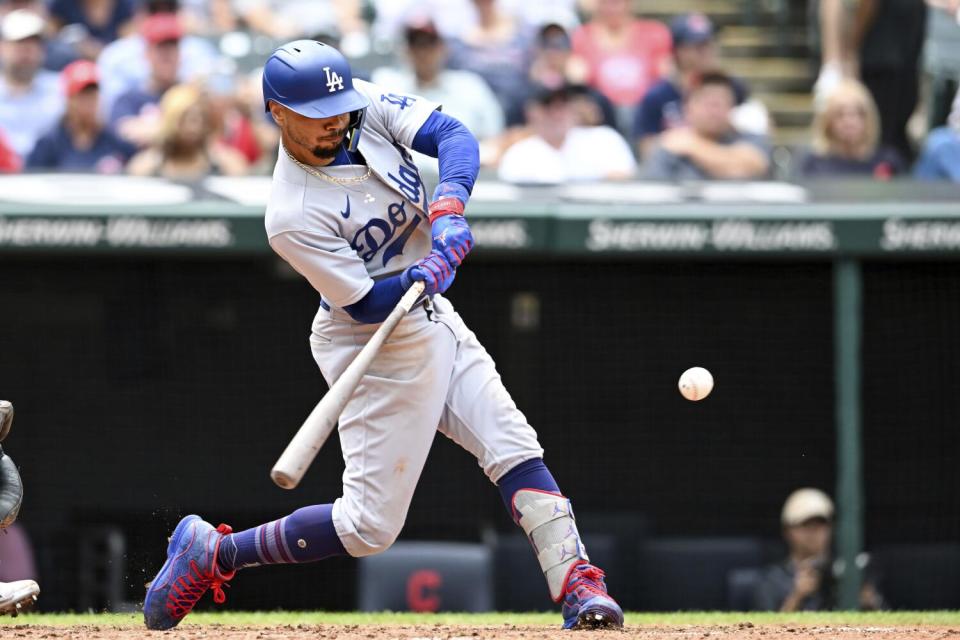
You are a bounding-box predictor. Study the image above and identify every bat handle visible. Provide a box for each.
[271,469,299,490]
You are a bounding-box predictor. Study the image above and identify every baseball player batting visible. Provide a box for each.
[143,41,623,631]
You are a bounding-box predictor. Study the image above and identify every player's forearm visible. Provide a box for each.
[343,275,408,324]
[412,111,479,207]
[686,138,769,179]
[819,0,847,66]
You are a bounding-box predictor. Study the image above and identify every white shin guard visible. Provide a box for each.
[512,489,589,602]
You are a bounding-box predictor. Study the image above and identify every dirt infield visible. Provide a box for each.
[3,624,959,639]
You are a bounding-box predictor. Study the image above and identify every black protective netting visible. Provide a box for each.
[862,262,960,545]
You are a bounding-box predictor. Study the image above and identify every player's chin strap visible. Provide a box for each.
[345,108,368,153]
[512,489,590,602]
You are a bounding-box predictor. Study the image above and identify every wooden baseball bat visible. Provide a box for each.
[271,281,426,489]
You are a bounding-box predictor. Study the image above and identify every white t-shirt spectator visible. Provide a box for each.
[0,71,65,157]
[498,126,637,184]
[370,67,505,141]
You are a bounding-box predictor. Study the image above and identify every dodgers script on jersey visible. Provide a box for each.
[265,79,438,309]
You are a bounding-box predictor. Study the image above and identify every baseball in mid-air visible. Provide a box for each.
[679,367,714,401]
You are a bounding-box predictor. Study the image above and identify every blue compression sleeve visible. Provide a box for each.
[497,458,561,518]
[343,274,408,324]
[412,110,479,206]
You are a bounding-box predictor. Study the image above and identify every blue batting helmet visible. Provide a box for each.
[262,40,370,151]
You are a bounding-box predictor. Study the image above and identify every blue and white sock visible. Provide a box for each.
[217,504,345,572]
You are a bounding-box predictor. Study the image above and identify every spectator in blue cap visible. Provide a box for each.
[634,13,751,159]
[641,71,770,181]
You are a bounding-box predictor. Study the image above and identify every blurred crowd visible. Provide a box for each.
[1,0,960,184]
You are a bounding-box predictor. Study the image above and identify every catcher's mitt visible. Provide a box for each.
[0,446,22,529]
[0,401,22,528]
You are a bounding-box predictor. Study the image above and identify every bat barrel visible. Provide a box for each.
[270,413,332,490]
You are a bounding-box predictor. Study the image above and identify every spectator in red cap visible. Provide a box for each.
[108,13,182,148]
[97,1,219,117]
[25,59,135,172]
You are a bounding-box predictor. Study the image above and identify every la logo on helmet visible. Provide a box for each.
[324,66,344,92]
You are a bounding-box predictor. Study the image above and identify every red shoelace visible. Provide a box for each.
[568,565,608,597]
[165,524,233,619]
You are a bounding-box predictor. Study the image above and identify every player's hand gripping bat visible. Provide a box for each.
[271,281,426,489]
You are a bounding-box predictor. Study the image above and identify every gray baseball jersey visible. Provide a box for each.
[266,79,438,308]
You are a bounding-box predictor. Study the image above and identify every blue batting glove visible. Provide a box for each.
[401,250,456,296]
[429,196,474,268]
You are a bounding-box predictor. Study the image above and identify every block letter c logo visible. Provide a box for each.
[406,569,442,612]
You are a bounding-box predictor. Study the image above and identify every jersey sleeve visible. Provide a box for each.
[269,229,374,308]
[354,79,440,149]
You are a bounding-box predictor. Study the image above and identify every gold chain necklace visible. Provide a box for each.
[283,145,372,185]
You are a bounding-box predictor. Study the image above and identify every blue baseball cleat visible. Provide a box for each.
[143,515,235,630]
[560,564,624,630]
